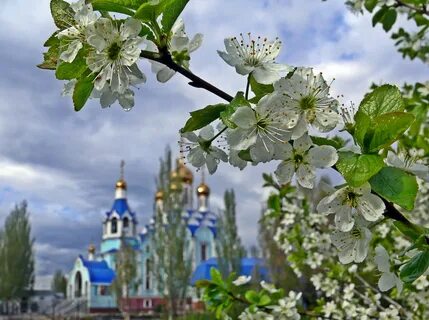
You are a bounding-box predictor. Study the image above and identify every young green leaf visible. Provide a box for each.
[372,5,388,27]
[359,84,404,117]
[55,48,87,80]
[90,0,136,15]
[244,290,260,304]
[354,111,414,153]
[364,0,377,12]
[161,0,190,33]
[400,251,429,283]
[381,9,397,32]
[134,2,159,24]
[393,221,425,242]
[50,0,76,30]
[181,104,227,133]
[370,167,418,210]
[249,75,274,103]
[311,136,345,150]
[73,73,96,111]
[220,92,250,128]
[336,152,384,187]
[210,267,223,286]
[38,44,60,70]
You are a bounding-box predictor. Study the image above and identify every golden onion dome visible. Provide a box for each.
[197,183,210,196]
[88,244,96,254]
[170,170,179,180]
[177,162,193,184]
[155,190,164,201]
[116,179,127,190]
[170,182,180,192]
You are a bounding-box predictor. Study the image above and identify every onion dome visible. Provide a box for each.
[170,182,181,192]
[88,244,96,254]
[177,161,193,184]
[116,179,127,190]
[197,183,210,196]
[155,190,164,201]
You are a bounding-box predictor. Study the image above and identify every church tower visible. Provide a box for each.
[101,161,138,260]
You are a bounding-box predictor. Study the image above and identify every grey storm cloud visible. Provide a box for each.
[0,0,427,288]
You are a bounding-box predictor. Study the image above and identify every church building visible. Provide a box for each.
[66,160,219,313]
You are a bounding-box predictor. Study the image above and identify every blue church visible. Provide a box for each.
[65,161,268,314]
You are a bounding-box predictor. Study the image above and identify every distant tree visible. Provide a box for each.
[111,239,138,320]
[216,189,246,278]
[0,201,35,313]
[51,270,67,296]
[152,148,193,319]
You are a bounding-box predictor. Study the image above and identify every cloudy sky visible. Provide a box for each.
[0,0,427,289]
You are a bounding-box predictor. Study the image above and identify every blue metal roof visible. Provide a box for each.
[106,198,136,221]
[191,257,270,285]
[80,255,116,284]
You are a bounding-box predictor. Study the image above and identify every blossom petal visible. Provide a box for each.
[357,193,385,222]
[275,161,295,184]
[308,145,338,168]
[354,228,371,263]
[59,39,83,63]
[205,154,218,174]
[378,273,396,292]
[272,142,293,160]
[100,89,117,108]
[199,125,214,140]
[118,89,135,111]
[188,148,205,167]
[156,66,176,83]
[375,245,391,273]
[293,134,312,153]
[291,117,309,140]
[229,149,247,170]
[87,34,107,52]
[226,128,257,150]
[182,132,199,143]
[252,66,281,85]
[313,107,339,132]
[250,137,274,163]
[334,206,354,232]
[235,64,254,75]
[189,33,203,52]
[296,163,315,188]
[231,107,257,129]
[120,18,142,39]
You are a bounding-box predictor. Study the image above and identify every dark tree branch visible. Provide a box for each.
[395,0,428,15]
[140,49,234,102]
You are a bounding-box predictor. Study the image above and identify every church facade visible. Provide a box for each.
[66,161,218,313]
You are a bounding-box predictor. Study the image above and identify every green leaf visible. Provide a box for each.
[220,92,250,128]
[249,75,274,103]
[44,32,59,47]
[400,251,429,283]
[311,136,345,149]
[181,104,227,133]
[238,149,252,162]
[370,167,418,210]
[50,0,75,30]
[355,111,414,152]
[244,290,259,304]
[55,48,87,80]
[258,294,271,306]
[134,2,159,23]
[90,0,136,15]
[382,9,397,32]
[38,44,60,70]
[393,221,424,241]
[90,0,146,10]
[336,152,384,187]
[372,6,388,27]
[364,0,377,12]
[210,267,223,286]
[161,0,189,32]
[359,84,404,117]
[73,73,96,111]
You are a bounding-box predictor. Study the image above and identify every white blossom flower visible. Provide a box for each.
[62,79,77,96]
[57,0,98,62]
[379,305,401,320]
[233,275,251,286]
[317,182,385,232]
[386,151,429,182]
[274,134,338,188]
[260,281,280,294]
[239,310,274,320]
[227,100,292,163]
[270,291,302,320]
[331,217,372,264]
[87,18,145,94]
[323,301,337,317]
[147,18,203,82]
[181,125,228,174]
[375,245,403,293]
[267,67,340,139]
[218,33,291,84]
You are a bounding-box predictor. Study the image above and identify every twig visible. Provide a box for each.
[395,0,428,15]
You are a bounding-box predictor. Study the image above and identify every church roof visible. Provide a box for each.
[106,198,136,221]
[80,256,116,284]
[190,257,270,285]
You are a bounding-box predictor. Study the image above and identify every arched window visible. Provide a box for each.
[123,217,129,229]
[145,259,151,290]
[201,243,207,261]
[74,272,82,298]
[111,218,118,234]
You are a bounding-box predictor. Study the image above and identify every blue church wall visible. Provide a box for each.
[194,227,215,264]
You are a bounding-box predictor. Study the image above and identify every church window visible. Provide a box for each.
[145,259,151,290]
[111,218,118,233]
[201,243,207,261]
[123,217,129,229]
